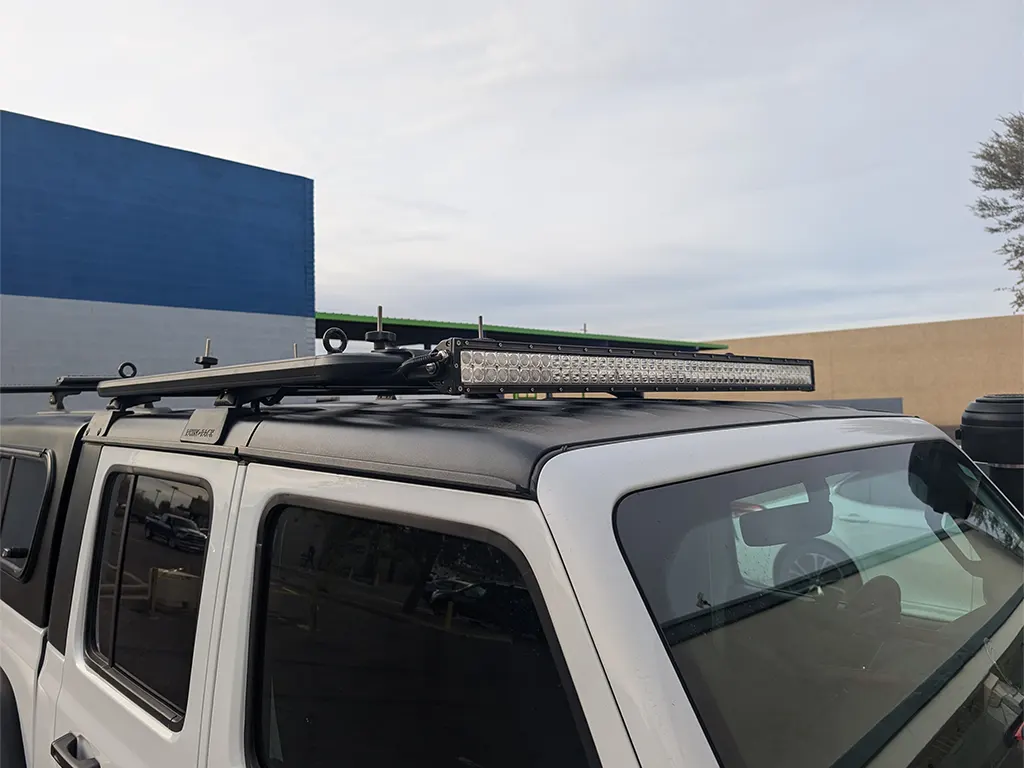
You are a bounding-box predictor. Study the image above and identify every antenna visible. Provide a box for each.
[293,343,299,359]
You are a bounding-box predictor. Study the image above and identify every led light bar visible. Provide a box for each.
[431,338,815,395]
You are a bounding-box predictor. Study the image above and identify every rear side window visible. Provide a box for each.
[0,450,53,578]
[89,471,213,726]
[253,505,596,768]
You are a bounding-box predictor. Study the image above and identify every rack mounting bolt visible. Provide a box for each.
[195,337,219,369]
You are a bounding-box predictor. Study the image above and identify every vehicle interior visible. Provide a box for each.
[616,440,1024,768]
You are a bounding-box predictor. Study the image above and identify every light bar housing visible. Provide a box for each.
[431,338,815,396]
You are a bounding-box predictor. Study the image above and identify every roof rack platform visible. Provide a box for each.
[3,311,815,415]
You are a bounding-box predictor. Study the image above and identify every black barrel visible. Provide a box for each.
[959,394,1024,512]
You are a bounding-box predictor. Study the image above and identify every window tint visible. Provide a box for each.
[90,472,212,717]
[0,455,50,572]
[255,506,594,768]
[615,440,1024,768]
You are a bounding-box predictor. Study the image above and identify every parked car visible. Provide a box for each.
[143,512,208,553]
[729,466,997,623]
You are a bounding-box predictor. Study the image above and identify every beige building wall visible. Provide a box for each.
[650,315,1023,427]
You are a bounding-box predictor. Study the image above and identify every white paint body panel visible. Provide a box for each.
[205,464,639,768]
[50,447,240,768]
[33,644,65,768]
[535,416,952,768]
[0,603,46,766]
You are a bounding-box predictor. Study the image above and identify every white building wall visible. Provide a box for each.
[0,294,315,416]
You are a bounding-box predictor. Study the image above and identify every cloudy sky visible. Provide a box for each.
[2,1,1021,340]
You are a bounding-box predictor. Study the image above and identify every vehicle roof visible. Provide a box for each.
[0,411,94,447]
[3,398,901,495]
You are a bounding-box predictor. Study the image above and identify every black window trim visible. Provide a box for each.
[83,464,215,733]
[0,456,13,513]
[243,491,604,768]
[0,446,56,582]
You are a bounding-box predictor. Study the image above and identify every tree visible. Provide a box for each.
[970,112,1024,313]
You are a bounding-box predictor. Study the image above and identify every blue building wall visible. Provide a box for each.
[0,111,314,317]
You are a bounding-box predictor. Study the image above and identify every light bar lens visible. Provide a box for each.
[459,350,813,388]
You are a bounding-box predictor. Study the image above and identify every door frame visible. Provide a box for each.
[51,447,241,768]
[205,462,638,768]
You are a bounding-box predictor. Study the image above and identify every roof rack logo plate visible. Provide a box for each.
[181,409,231,445]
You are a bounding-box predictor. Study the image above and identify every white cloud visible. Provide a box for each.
[2,0,1021,341]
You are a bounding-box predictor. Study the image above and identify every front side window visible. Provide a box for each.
[254,505,595,768]
[615,440,1024,768]
[90,472,212,721]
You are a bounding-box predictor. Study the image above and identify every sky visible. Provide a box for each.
[1,0,1022,341]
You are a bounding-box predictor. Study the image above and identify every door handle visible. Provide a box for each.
[51,732,100,768]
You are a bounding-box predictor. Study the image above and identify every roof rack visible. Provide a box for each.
[0,363,139,411]
[3,309,816,415]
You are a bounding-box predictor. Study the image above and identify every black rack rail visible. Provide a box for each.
[0,363,139,411]
[98,352,440,409]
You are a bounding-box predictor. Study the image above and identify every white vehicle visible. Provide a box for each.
[730,468,994,623]
[1,333,1021,768]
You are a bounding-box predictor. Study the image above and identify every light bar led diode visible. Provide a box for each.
[430,338,815,396]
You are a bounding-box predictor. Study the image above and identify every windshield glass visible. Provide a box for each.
[615,439,1024,768]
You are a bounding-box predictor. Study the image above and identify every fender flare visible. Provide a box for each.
[0,668,28,768]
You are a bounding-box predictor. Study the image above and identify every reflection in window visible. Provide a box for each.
[94,474,131,660]
[0,455,49,569]
[89,472,212,715]
[256,506,594,768]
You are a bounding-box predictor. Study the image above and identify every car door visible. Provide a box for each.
[49,447,239,768]
[204,463,637,768]
[0,448,57,768]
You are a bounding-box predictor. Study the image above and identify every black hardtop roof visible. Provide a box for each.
[4,397,895,495]
[1,411,94,447]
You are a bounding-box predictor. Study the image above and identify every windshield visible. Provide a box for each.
[615,439,1024,768]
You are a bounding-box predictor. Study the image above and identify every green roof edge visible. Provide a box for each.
[315,312,729,350]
